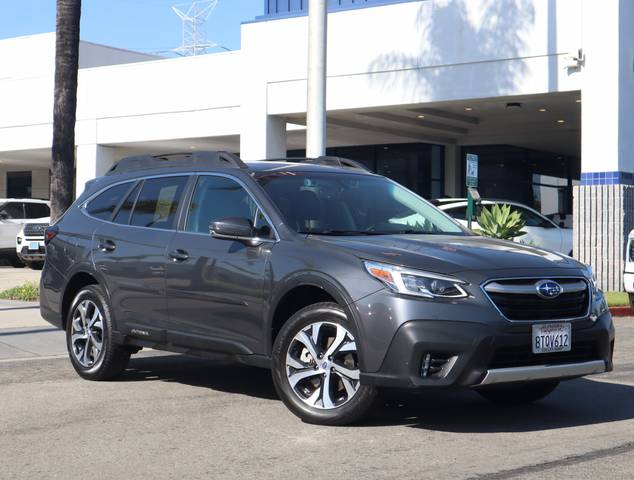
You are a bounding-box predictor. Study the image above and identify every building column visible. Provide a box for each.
[240,108,287,161]
[575,0,634,291]
[443,144,462,197]
[75,144,117,197]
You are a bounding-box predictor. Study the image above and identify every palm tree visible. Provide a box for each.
[51,0,82,222]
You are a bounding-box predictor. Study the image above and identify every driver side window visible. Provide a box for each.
[186,175,273,238]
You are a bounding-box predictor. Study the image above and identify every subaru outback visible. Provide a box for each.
[41,152,614,425]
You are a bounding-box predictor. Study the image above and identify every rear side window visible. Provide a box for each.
[24,202,50,219]
[86,182,133,221]
[113,182,141,225]
[0,202,25,219]
[130,176,188,230]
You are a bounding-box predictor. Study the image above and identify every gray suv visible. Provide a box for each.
[40,152,615,425]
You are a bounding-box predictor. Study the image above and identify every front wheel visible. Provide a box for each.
[66,285,131,380]
[477,380,560,404]
[271,302,377,425]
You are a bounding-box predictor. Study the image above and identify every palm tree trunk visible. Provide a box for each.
[51,0,82,222]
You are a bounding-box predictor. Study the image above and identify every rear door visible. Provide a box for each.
[165,174,275,355]
[92,175,189,340]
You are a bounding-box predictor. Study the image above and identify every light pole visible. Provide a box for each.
[306,0,327,158]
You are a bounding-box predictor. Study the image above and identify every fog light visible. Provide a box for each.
[420,352,455,378]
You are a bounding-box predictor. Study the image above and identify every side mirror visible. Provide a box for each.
[210,217,257,244]
[559,221,565,228]
[0,211,8,220]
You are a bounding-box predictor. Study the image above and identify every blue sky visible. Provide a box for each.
[0,0,263,55]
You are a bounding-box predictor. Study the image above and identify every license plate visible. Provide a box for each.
[28,241,39,251]
[532,323,571,354]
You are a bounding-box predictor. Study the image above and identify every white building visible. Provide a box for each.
[0,0,632,290]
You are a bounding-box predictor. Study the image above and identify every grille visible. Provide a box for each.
[23,223,48,237]
[489,341,600,369]
[484,278,589,321]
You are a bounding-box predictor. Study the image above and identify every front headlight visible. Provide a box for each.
[364,261,468,299]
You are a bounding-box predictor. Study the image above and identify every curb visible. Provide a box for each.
[609,306,633,317]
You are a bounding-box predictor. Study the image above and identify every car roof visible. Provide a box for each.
[0,198,49,204]
[245,160,376,175]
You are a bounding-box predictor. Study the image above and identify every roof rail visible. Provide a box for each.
[106,151,247,176]
[281,156,372,172]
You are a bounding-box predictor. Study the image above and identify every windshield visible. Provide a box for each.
[256,171,466,235]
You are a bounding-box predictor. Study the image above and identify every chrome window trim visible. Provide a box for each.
[80,171,280,243]
[80,173,190,231]
[480,276,592,323]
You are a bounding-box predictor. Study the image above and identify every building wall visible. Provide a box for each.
[0,169,50,200]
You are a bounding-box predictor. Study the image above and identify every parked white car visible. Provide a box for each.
[16,222,49,269]
[433,198,573,256]
[0,198,50,267]
[624,230,634,308]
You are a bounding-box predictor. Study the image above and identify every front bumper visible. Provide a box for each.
[356,289,614,389]
[17,243,46,262]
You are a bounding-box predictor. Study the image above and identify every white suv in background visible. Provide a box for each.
[0,199,50,267]
[433,198,573,256]
[624,230,634,308]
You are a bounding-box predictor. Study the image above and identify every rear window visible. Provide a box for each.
[24,202,50,219]
[86,183,134,221]
[130,176,188,230]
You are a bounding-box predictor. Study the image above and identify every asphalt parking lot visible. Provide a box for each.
[1,301,633,479]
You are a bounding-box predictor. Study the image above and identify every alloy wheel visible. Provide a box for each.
[70,299,105,368]
[285,321,360,409]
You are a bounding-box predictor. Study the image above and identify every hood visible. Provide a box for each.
[311,234,584,274]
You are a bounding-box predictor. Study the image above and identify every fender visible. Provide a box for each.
[265,270,368,363]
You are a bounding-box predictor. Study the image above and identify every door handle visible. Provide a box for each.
[98,240,116,252]
[168,249,189,262]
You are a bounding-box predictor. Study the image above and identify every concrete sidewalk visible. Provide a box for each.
[0,266,41,291]
[0,299,65,360]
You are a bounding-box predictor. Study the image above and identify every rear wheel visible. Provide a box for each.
[477,380,559,404]
[66,285,130,380]
[271,302,377,425]
[629,293,634,310]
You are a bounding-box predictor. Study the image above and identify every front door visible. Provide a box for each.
[165,174,275,355]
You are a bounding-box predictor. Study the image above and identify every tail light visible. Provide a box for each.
[44,226,59,245]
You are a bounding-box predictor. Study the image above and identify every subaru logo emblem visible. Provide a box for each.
[535,280,563,299]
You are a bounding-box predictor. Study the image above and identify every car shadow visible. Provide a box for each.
[120,353,279,401]
[363,377,634,432]
[120,354,634,432]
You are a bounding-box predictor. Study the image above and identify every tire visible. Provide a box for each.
[629,293,634,310]
[26,261,44,270]
[9,255,25,268]
[271,302,377,426]
[477,380,560,404]
[66,285,131,381]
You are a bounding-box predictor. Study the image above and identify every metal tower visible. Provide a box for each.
[172,0,218,56]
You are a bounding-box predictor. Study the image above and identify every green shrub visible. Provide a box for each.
[475,204,526,240]
[604,291,629,307]
[0,281,39,301]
